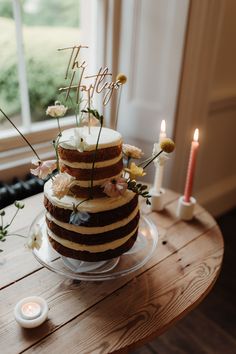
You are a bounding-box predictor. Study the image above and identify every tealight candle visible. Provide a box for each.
[21,302,41,320]
[14,296,48,329]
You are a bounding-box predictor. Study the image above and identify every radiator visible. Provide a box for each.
[0,175,45,209]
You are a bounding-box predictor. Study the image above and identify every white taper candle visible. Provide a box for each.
[153,120,166,192]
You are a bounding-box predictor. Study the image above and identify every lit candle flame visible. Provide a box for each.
[21,302,41,320]
[193,128,199,142]
[160,119,166,133]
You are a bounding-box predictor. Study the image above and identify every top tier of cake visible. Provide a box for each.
[58,127,124,198]
[59,127,122,151]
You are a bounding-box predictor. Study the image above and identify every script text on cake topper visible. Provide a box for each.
[58,45,121,106]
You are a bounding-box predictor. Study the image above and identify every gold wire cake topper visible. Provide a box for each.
[58,45,121,106]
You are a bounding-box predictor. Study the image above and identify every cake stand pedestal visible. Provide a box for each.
[30,210,158,281]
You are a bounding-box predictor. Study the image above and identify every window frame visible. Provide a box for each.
[0,0,97,182]
[12,0,31,130]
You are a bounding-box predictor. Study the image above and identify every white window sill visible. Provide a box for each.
[0,117,75,182]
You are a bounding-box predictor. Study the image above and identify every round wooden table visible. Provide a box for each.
[0,190,224,354]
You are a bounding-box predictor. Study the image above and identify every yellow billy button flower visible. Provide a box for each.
[142,138,175,170]
[116,73,127,85]
[125,162,146,180]
[160,138,175,153]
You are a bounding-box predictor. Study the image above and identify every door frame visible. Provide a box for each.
[170,0,227,215]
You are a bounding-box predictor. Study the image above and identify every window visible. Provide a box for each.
[0,0,96,181]
[0,0,83,131]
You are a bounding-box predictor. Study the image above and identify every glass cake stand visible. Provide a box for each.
[30,210,158,281]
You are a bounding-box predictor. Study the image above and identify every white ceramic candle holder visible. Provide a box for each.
[14,296,48,328]
[149,188,166,211]
[177,196,196,221]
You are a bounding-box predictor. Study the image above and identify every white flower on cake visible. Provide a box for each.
[124,162,146,181]
[27,224,42,250]
[30,158,57,179]
[74,128,87,152]
[122,144,143,159]
[52,173,74,199]
[102,177,128,197]
[46,101,67,117]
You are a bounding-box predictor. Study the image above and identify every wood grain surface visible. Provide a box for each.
[0,190,224,354]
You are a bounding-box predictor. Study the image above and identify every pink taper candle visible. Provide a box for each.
[184,129,199,203]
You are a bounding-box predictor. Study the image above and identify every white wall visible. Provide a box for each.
[116,0,236,216]
[197,0,236,215]
[170,0,236,216]
[116,0,189,183]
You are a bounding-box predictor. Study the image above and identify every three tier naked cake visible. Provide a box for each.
[27,44,170,263]
[44,126,140,261]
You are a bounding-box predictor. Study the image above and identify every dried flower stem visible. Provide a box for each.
[6,234,26,238]
[56,117,61,134]
[114,85,122,130]
[53,133,62,172]
[67,94,80,127]
[75,103,79,127]
[138,155,155,167]
[88,89,91,134]
[0,204,25,251]
[1,214,4,229]
[0,108,40,161]
[75,197,91,210]
[5,208,19,229]
[126,156,131,168]
[142,150,163,169]
[89,117,103,198]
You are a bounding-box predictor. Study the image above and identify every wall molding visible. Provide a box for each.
[0,141,55,183]
[209,93,236,113]
[196,174,236,217]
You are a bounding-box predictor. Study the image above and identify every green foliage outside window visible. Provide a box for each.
[0,0,80,122]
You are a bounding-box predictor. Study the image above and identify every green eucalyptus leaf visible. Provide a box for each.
[140,185,148,191]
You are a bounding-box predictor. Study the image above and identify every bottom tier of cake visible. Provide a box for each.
[43,180,140,261]
[48,230,138,261]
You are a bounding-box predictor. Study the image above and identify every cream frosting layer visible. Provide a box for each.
[48,226,138,253]
[46,205,139,234]
[69,173,122,187]
[60,153,123,169]
[59,127,122,151]
[44,179,136,213]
